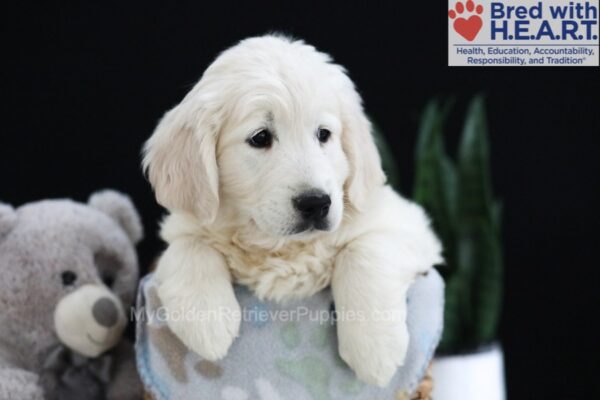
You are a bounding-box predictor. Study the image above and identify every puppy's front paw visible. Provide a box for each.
[158,284,241,361]
[337,320,409,387]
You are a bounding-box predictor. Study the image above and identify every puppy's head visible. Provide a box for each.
[143,35,385,238]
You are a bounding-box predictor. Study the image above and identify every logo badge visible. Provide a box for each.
[448,0,599,66]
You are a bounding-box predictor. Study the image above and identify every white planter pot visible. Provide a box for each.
[431,344,506,400]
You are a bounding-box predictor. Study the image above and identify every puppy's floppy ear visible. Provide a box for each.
[339,78,386,210]
[142,91,220,223]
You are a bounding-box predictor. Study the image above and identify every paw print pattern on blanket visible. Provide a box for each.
[275,316,366,399]
[147,287,224,383]
[144,286,285,400]
[147,288,189,383]
[277,356,331,400]
[137,272,445,400]
[195,360,223,379]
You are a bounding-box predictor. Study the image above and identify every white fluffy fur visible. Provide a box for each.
[144,35,442,387]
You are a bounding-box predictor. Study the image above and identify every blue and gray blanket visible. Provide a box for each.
[135,270,444,400]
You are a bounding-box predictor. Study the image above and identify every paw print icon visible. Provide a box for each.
[449,1,484,41]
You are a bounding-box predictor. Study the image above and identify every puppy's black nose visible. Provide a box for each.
[293,192,331,221]
[92,297,119,328]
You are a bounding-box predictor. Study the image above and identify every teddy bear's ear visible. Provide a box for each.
[0,203,17,241]
[88,190,143,244]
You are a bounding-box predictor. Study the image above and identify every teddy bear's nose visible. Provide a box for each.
[92,297,119,327]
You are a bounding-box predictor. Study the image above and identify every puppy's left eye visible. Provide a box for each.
[247,129,273,149]
[317,128,331,143]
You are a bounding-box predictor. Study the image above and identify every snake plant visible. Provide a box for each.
[372,122,401,190]
[413,95,503,354]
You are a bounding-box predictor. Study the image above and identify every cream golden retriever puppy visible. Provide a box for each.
[143,35,441,387]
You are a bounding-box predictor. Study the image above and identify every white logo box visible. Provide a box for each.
[448,0,599,66]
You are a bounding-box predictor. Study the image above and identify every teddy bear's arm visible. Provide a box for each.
[0,366,45,400]
[105,341,143,400]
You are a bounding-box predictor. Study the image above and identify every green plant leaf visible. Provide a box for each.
[414,95,503,353]
[372,123,401,190]
[413,98,465,353]
[413,99,457,274]
[457,95,494,223]
[455,95,503,348]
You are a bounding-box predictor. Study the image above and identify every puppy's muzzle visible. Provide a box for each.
[293,191,331,229]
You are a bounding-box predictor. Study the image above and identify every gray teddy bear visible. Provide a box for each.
[0,190,144,400]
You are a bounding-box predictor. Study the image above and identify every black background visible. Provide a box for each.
[1,2,598,398]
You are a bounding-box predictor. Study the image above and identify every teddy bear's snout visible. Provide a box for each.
[54,284,127,357]
[92,297,119,328]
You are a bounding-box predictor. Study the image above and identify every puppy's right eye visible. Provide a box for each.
[247,129,273,149]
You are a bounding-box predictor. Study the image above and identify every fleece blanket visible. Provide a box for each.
[135,270,444,400]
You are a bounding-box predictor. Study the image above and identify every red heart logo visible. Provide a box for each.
[453,15,482,41]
